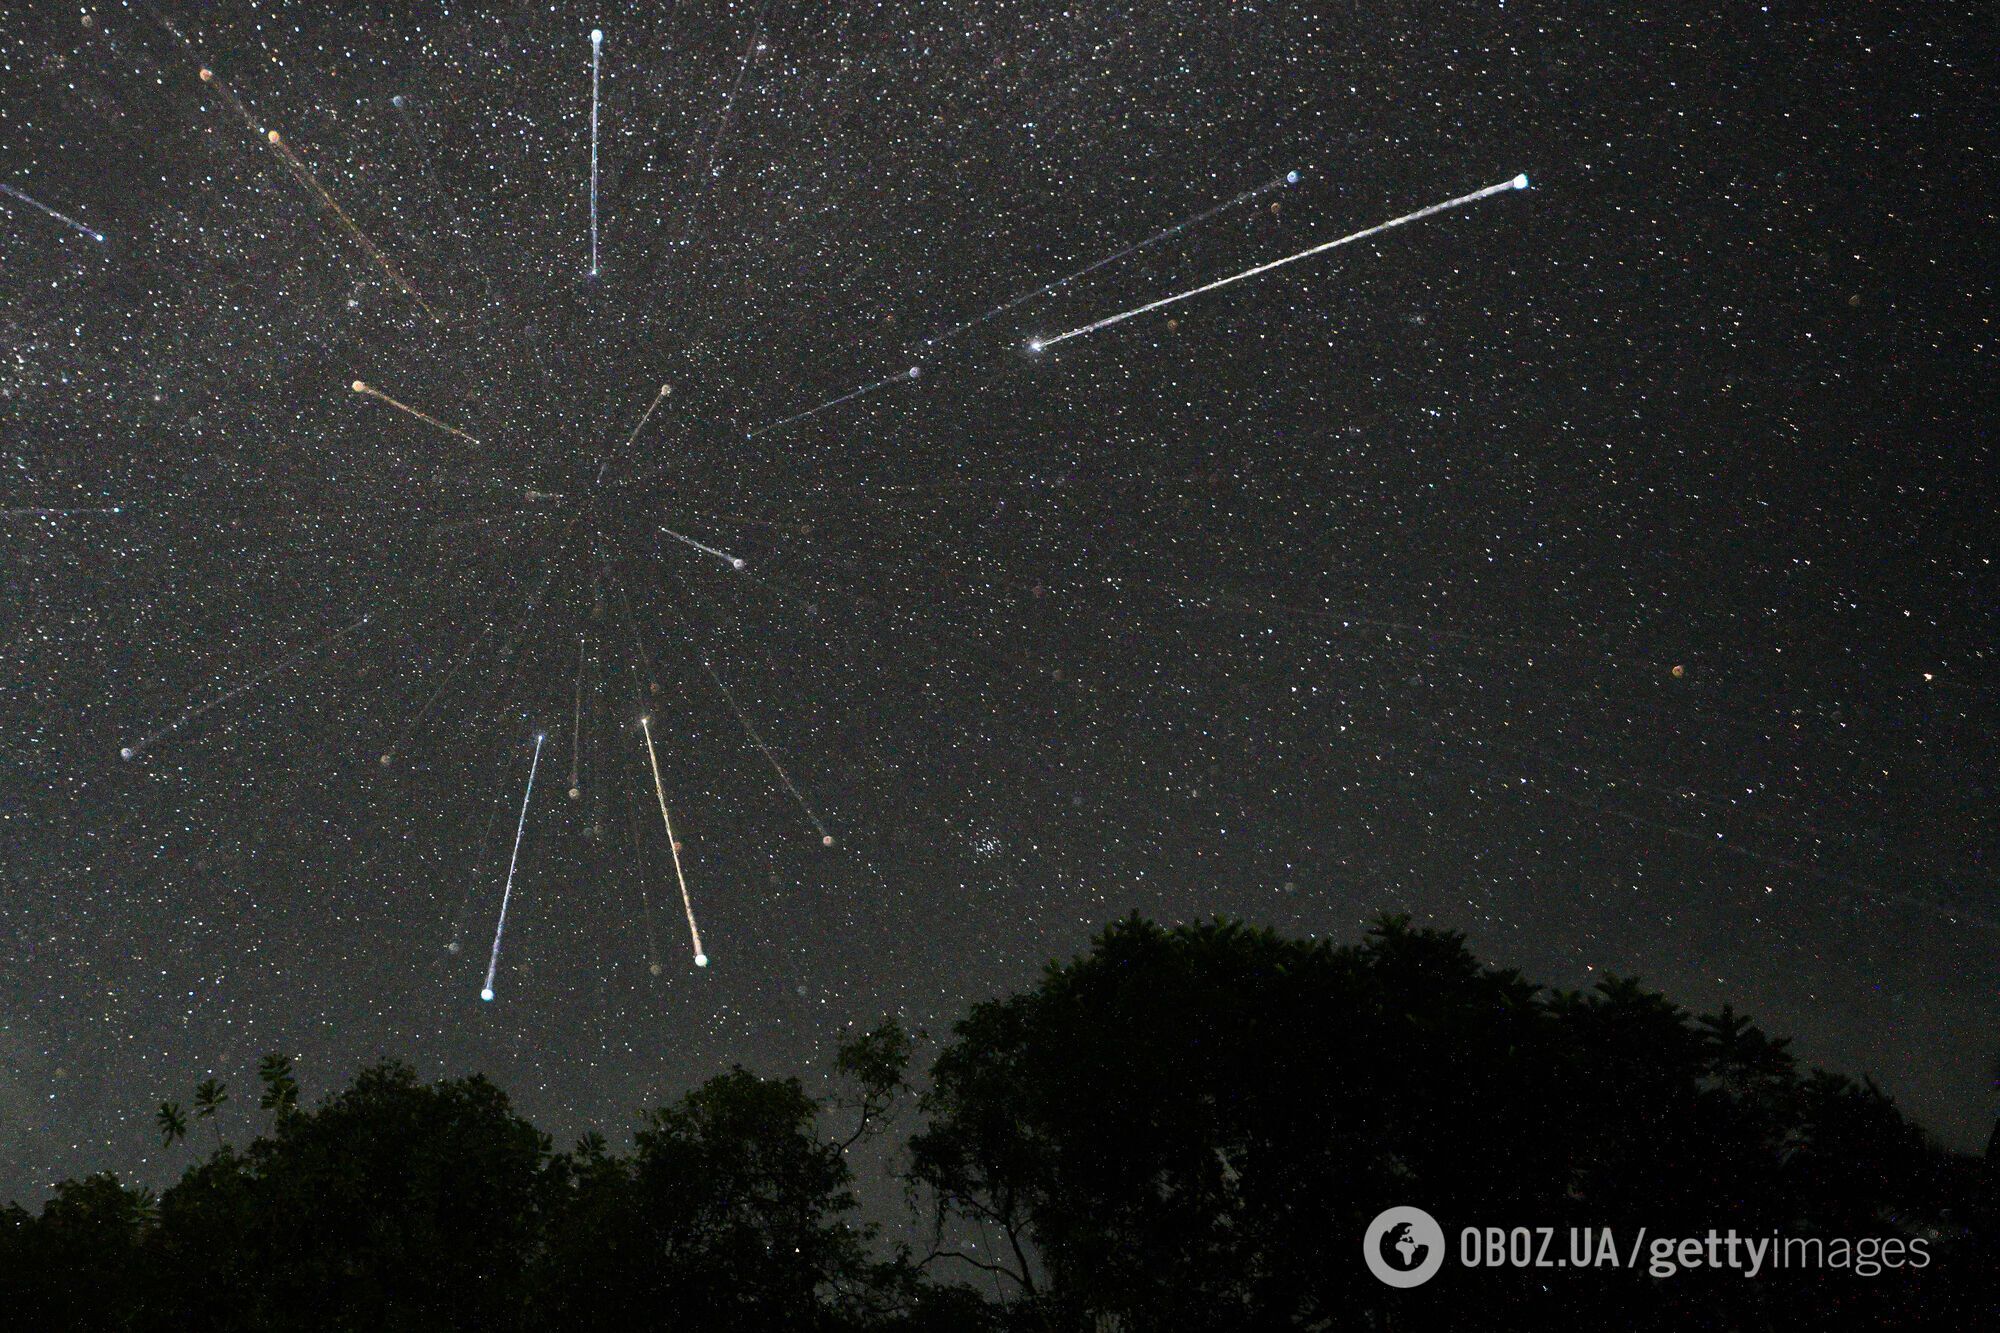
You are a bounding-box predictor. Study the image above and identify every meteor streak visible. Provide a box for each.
[589,28,603,276]
[596,383,670,483]
[926,169,1301,348]
[350,380,484,447]
[198,66,438,318]
[1030,174,1529,351]
[120,613,372,760]
[745,366,920,440]
[0,182,106,243]
[698,657,835,846]
[482,732,546,1001]
[660,525,746,570]
[639,716,708,966]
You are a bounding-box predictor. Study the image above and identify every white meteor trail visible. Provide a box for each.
[745,366,920,440]
[1031,173,1529,351]
[660,525,746,571]
[596,383,670,483]
[698,657,835,846]
[481,732,546,1001]
[0,182,106,243]
[120,613,372,760]
[926,169,1301,348]
[639,715,708,966]
[589,28,603,276]
[2,506,125,519]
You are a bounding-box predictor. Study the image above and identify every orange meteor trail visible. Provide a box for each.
[350,380,484,447]
[198,67,438,320]
[640,715,708,966]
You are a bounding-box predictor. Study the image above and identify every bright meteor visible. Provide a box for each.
[660,525,746,571]
[1030,174,1530,351]
[481,732,546,1002]
[640,716,708,966]
[351,379,484,447]
[0,182,106,244]
[589,28,604,276]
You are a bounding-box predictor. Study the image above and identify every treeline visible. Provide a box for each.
[4,915,1994,1330]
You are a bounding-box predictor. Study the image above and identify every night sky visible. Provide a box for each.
[2,1,1993,1207]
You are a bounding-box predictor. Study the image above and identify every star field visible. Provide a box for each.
[0,0,1993,1205]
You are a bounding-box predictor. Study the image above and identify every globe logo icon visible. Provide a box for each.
[1363,1206,1446,1287]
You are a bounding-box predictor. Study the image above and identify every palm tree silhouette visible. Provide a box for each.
[193,1078,229,1150]
[155,1100,187,1149]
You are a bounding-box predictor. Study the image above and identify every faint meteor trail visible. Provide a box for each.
[925,169,1302,348]
[660,525,746,570]
[350,380,484,447]
[196,67,439,319]
[120,613,373,760]
[742,172,1301,438]
[596,383,671,483]
[697,656,835,846]
[1030,174,1529,351]
[569,634,586,798]
[0,182,106,243]
[640,715,708,966]
[745,366,920,440]
[589,28,603,276]
[482,732,546,1001]
[1,506,124,519]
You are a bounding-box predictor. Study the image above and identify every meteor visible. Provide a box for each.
[926,169,1301,349]
[589,28,603,276]
[698,656,835,846]
[482,732,546,1001]
[640,716,708,966]
[350,379,484,447]
[197,66,439,319]
[0,182,106,244]
[660,525,746,571]
[745,366,921,441]
[120,613,372,760]
[1030,174,1529,351]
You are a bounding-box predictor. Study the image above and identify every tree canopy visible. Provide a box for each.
[4,914,1991,1330]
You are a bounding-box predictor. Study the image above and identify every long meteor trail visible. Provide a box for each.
[1030,173,1529,351]
[196,67,438,319]
[698,657,835,846]
[589,28,603,276]
[0,182,106,243]
[925,169,1301,349]
[119,613,373,760]
[351,379,484,447]
[745,366,920,440]
[482,732,545,1001]
[640,715,708,966]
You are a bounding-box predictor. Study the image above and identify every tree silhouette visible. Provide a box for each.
[255,1053,298,1119]
[908,914,1979,1332]
[193,1077,229,1149]
[154,1101,187,1150]
[0,914,1990,1330]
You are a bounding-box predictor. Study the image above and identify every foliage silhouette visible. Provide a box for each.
[0,915,1990,1331]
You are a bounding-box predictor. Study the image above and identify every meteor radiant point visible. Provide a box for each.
[1032,173,1531,350]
